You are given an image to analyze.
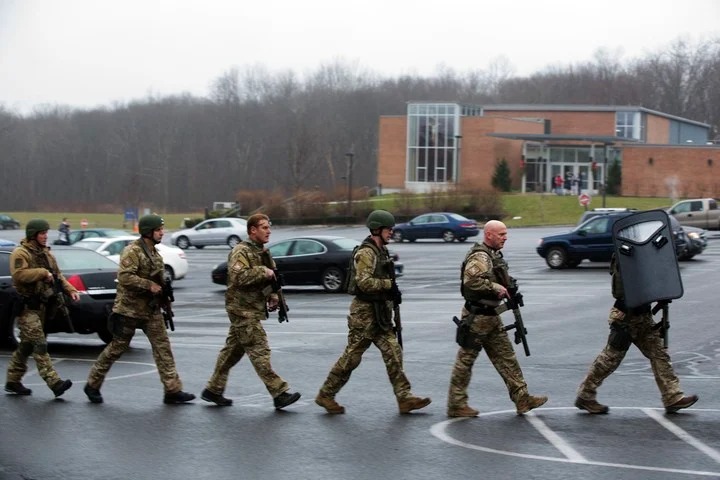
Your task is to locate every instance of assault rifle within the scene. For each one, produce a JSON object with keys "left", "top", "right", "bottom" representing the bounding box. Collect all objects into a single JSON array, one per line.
[
  {"left": 652, "top": 300, "right": 670, "bottom": 348},
  {"left": 390, "top": 264, "right": 403, "bottom": 349},
  {"left": 270, "top": 269, "right": 289, "bottom": 323},
  {"left": 160, "top": 282, "right": 175, "bottom": 331},
  {"left": 502, "top": 279, "right": 530, "bottom": 356},
  {"left": 48, "top": 269, "right": 74, "bottom": 333}
]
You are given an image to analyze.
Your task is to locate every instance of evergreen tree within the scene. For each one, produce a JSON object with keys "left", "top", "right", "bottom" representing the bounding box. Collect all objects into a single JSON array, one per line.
[
  {"left": 606, "top": 158, "right": 622, "bottom": 195},
  {"left": 492, "top": 158, "right": 512, "bottom": 192}
]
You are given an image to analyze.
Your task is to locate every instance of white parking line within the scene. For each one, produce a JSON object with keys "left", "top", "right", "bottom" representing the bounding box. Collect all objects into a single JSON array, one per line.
[
  {"left": 525, "top": 414, "right": 587, "bottom": 462},
  {"left": 643, "top": 408, "right": 720, "bottom": 463}
]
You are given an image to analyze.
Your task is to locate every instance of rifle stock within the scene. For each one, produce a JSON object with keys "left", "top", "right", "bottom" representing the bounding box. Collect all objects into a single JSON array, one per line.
[{"left": 49, "top": 269, "right": 74, "bottom": 333}]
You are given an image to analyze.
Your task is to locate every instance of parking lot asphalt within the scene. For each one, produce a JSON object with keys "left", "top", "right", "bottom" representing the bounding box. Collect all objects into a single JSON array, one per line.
[{"left": 1, "top": 225, "right": 719, "bottom": 480}]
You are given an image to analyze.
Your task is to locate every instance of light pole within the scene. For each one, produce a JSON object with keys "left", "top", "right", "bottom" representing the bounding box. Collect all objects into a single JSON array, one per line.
[
  {"left": 454, "top": 135, "right": 462, "bottom": 183},
  {"left": 345, "top": 147, "right": 355, "bottom": 219}
]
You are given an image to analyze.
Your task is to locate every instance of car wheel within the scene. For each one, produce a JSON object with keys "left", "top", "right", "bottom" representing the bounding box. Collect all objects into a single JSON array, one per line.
[
  {"left": 566, "top": 259, "right": 581, "bottom": 268},
  {"left": 546, "top": 247, "right": 568, "bottom": 269},
  {"left": 457, "top": 237, "right": 467, "bottom": 242},
  {"left": 176, "top": 236, "right": 190, "bottom": 249},
  {"left": 392, "top": 230, "right": 404, "bottom": 242},
  {"left": 322, "top": 266, "right": 344, "bottom": 293},
  {"left": 164, "top": 265, "right": 174, "bottom": 286},
  {"left": 442, "top": 230, "right": 456, "bottom": 242},
  {"left": 227, "top": 235, "right": 241, "bottom": 248},
  {"left": 195, "top": 245, "right": 204, "bottom": 249}
]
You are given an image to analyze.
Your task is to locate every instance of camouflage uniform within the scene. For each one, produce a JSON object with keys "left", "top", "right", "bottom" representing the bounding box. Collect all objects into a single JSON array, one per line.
[
  {"left": 6, "top": 239, "right": 78, "bottom": 389},
  {"left": 447, "top": 242, "right": 540, "bottom": 413},
  {"left": 576, "top": 256, "right": 684, "bottom": 407},
  {"left": 204, "top": 240, "right": 290, "bottom": 399},
  {"left": 318, "top": 237, "right": 414, "bottom": 402},
  {"left": 86, "top": 238, "right": 183, "bottom": 394}
]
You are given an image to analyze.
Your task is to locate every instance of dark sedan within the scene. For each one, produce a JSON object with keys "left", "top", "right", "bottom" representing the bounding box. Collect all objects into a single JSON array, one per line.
[
  {"left": 392, "top": 212, "right": 479, "bottom": 243},
  {"left": 54, "top": 228, "right": 136, "bottom": 245},
  {"left": 211, "top": 236, "right": 404, "bottom": 293},
  {"left": 679, "top": 225, "right": 708, "bottom": 260},
  {"left": 0, "top": 246, "right": 118, "bottom": 347}
]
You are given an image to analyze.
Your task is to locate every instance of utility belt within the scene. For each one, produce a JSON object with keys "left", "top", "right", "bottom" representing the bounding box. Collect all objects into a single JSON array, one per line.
[
  {"left": 21, "top": 295, "right": 46, "bottom": 310},
  {"left": 356, "top": 292, "right": 391, "bottom": 303},
  {"left": 464, "top": 301, "right": 498, "bottom": 316}
]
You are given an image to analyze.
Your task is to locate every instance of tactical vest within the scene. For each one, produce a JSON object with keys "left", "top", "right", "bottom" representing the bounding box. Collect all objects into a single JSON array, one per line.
[
  {"left": 460, "top": 243, "right": 510, "bottom": 304},
  {"left": 345, "top": 237, "right": 393, "bottom": 299},
  {"left": 13, "top": 243, "right": 55, "bottom": 299}
]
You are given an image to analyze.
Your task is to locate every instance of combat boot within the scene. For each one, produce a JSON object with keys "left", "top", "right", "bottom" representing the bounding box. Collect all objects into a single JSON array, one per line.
[
  {"left": 447, "top": 405, "right": 479, "bottom": 418},
  {"left": 665, "top": 394, "right": 699, "bottom": 413},
  {"left": 516, "top": 394, "right": 548, "bottom": 415},
  {"left": 274, "top": 391, "right": 301, "bottom": 410},
  {"left": 201, "top": 388, "right": 233, "bottom": 406},
  {"left": 163, "top": 390, "right": 196, "bottom": 404},
  {"left": 5, "top": 382, "right": 32, "bottom": 395},
  {"left": 315, "top": 393, "right": 345, "bottom": 414},
  {"left": 398, "top": 395, "right": 432, "bottom": 414},
  {"left": 84, "top": 384, "right": 103, "bottom": 404},
  {"left": 51, "top": 379, "right": 72, "bottom": 398},
  {"left": 575, "top": 397, "right": 609, "bottom": 414}
]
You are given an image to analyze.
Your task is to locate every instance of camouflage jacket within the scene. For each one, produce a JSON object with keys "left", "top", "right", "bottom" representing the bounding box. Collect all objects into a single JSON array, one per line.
[
  {"left": 10, "top": 239, "right": 77, "bottom": 299},
  {"left": 461, "top": 242, "right": 508, "bottom": 306},
  {"left": 112, "top": 238, "right": 165, "bottom": 319},
  {"left": 349, "top": 236, "right": 393, "bottom": 317},
  {"left": 225, "top": 239, "right": 278, "bottom": 321}
]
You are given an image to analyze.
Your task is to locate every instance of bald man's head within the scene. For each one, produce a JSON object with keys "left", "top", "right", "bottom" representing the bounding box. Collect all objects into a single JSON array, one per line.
[{"left": 483, "top": 220, "right": 508, "bottom": 250}]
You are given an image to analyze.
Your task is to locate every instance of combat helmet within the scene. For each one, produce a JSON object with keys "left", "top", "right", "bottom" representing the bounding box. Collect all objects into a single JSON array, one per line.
[
  {"left": 26, "top": 219, "right": 50, "bottom": 240},
  {"left": 138, "top": 214, "right": 164, "bottom": 236},
  {"left": 366, "top": 210, "right": 395, "bottom": 230}
]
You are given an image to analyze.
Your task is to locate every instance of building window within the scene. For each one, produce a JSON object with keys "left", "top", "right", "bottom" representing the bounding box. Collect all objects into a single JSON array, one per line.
[
  {"left": 615, "top": 111, "right": 645, "bottom": 141},
  {"left": 407, "top": 103, "right": 460, "bottom": 183}
]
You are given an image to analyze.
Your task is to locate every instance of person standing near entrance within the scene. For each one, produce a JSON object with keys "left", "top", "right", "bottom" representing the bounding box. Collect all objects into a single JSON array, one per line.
[
  {"left": 446, "top": 220, "right": 547, "bottom": 417},
  {"left": 315, "top": 210, "right": 431, "bottom": 415},
  {"left": 201, "top": 213, "right": 301, "bottom": 410},
  {"left": 84, "top": 214, "right": 195, "bottom": 405},
  {"left": 553, "top": 174, "right": 563, "bottom": 195},
  {"left": 5, "top": 219, "right": 77, "bottom": 398}
]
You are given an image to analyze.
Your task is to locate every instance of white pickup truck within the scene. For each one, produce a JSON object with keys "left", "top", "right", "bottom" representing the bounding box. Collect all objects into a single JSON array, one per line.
[{"left": 668, "top": 198, "right": 720, "bottom": 230}]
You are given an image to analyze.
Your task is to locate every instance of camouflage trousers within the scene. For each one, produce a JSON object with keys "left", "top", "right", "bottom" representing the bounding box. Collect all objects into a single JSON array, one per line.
[
  {"left": 448, "top": 313, "right": 528, "bottom": 409},
  {"left": 205, "top": 314, "right": 288, "bottom": 398},
  {"left": 577, "top": 308, "right": 683, "bottom": 406},
  {"left": 6, "top": 307, "right": 62, "bottom": 387},
  {"left": 87, "top": 314, "right": 182, "bottom": 393},
  {"left": 318, "top": 312, "right": 411, "bottom": 400}
]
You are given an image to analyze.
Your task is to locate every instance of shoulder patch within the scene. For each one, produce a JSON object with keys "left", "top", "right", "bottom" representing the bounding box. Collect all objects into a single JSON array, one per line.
[
  {"left": 121, "top": 257, "right": 133, "bottom": 267},
  {"left": 13, "top": 258, "right": 23, "bottom": 269}
]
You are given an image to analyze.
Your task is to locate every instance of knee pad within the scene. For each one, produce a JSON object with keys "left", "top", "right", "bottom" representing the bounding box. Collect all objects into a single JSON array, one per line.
[
  {"left": 608, "top": 323, "right": 631, "bottom": 351},
  {"left": 18, "top": 341, "right": 33, "bottom": 356},
  {"left": 33, "top": 343, "right": 48, "bottom": 355}
]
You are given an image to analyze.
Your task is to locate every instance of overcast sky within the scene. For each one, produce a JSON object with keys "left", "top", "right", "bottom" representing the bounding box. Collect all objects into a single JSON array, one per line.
[{"left": 1, "top": 0, "right": 719, "bottom": 114}]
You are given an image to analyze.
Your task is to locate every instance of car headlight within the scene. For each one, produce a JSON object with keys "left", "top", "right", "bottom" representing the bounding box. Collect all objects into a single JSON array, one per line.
[{"left": 687, "top": 231, "right": 700, "bottom": 240}]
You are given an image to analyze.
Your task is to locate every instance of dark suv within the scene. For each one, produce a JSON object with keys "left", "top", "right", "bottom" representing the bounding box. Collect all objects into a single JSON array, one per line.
[
  {"left": 537, "top": 211, "right": 687, "bottom": 269},
  {"left": 0, "top": 214, "right": 20, "bottom": 230}
]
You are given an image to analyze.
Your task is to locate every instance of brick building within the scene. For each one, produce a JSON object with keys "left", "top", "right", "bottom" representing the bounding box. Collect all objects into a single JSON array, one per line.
[{"left": 377, "top": 103, "right": 719, "bottom": 198}]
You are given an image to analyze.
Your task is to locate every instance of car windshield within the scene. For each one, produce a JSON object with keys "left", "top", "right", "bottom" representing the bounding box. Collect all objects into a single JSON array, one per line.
[
  {"left": 54, "top": 249, "right": 119, "bottom": 270},
  {"left": 73, "top": 240, "right": 103, "bottom": 250}
]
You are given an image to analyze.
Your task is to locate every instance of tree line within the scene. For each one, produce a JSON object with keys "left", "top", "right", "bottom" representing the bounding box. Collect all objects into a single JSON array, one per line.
[{"left": 0, "top": 37, "right": 718, "bottom": 213}]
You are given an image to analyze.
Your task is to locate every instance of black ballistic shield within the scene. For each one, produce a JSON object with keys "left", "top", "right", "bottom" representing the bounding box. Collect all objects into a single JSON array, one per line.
[{"left": 612, "top": 210, "right": 683, "bottom": 309}]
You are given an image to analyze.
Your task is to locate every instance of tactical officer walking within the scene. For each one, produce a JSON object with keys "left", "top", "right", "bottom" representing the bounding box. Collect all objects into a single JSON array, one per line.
[
  {"left": 447, "top": 220, "right": 547, "bottom": 417},
  {"left": 575, "top": 254, "right": 698, "bottom": 414},
  {"left": 201, "top": 213, "right": 301, "bottom": 410},
  {"left": 315, "top": 210, "right": 431, "bottom": 414},
  {"left": 84, "top": 215, "right": 195, "bottom": 404},
  {"left": 5, "top": 219, "right": 77, "bottom": 397}
]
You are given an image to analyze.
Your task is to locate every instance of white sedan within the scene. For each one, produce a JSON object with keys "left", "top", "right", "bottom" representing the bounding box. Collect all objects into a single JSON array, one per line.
[
  {"left": 72, "top": 236, "right": 189, "bottom": 285},
  {"left": 170, "top": 217, "right": 247, "bottom": 249}
]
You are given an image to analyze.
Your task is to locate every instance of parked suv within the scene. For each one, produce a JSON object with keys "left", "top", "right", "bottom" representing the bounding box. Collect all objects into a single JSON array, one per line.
[
  {"left": 0, "top": 214, "right": 20, "bottom": 230},
  {"left": 537, "top": 211, "right": 687, "bottom": 269}
]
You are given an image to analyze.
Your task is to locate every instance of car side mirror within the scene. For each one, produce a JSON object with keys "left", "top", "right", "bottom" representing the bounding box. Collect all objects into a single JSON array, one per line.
[
  {"left": 577, "top": 229, "right": 587, "bottom": 237},
  {"left": 409, "top": 221, "right": 414, "bottom": 226},
  {"left": 100, "top": 250, "right": 111, "bottom": 256}
]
